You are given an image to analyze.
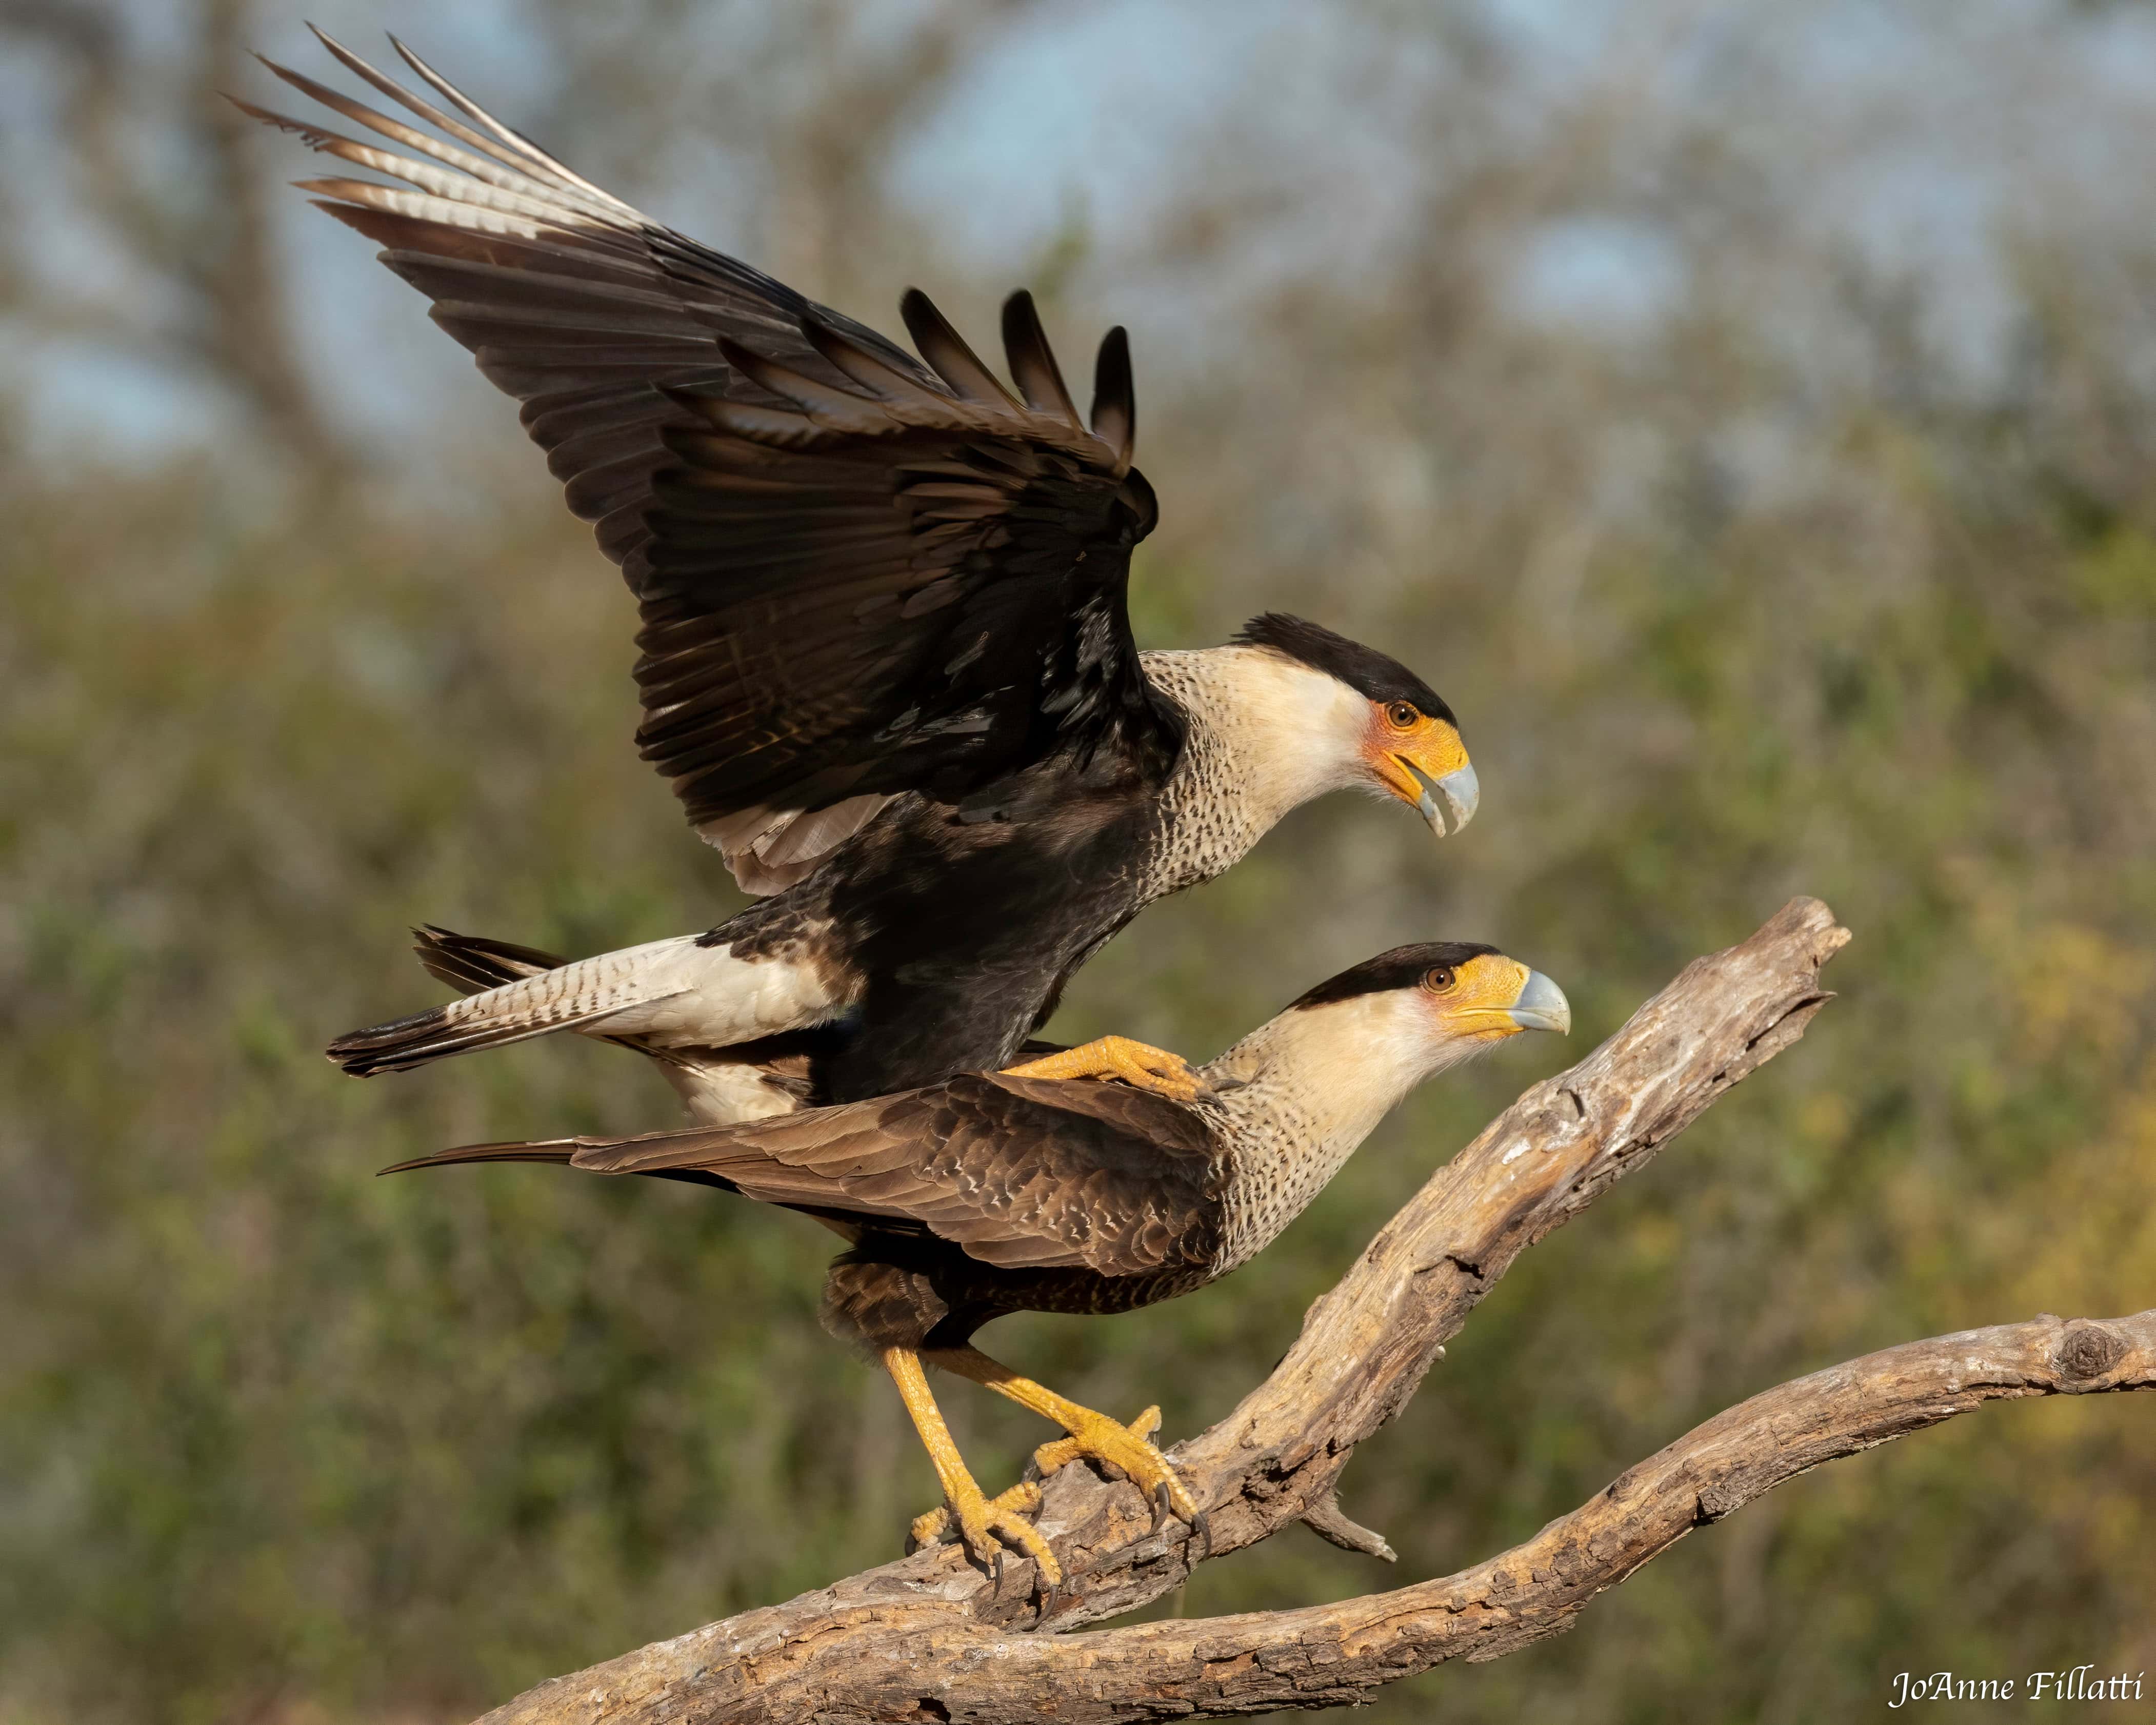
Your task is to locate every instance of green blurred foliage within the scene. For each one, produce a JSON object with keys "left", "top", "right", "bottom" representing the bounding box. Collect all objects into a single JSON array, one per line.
[
  {"left": 6, "top": 6, "right": 2156, "bottom": 1721},
  {"left": 6, "top": 297, "right": 2155, "bottom": 1718}
]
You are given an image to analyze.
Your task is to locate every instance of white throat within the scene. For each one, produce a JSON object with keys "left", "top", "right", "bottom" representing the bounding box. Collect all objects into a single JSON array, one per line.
[{"left": 1137, "top": 647, "right": 1369, "bottom": 894}]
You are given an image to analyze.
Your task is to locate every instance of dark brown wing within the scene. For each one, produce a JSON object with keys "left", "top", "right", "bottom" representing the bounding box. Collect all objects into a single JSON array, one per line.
[
  {"left": 399, "top": 1074, "right": 1226, "bottom": 1277},
  {"left": 239, "top": 35, "right": 1178, "bottom": 890}
]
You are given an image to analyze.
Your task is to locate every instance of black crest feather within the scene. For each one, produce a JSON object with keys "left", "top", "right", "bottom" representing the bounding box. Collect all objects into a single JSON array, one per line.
[
  {"left": 1233, "top": 613, "right": 1455, "bottom": 726},
  {"left": 1289, "top": 942, "right": 1499, "bottom": 1010}
]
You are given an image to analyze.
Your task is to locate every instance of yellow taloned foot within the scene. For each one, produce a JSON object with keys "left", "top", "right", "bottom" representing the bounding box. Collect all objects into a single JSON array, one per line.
[
  {"left": 1031, "top": 1403, "right": 1161, "bottom": 1477},
  {"left": 1002, "top": 1035, "right": 1210, "bottom": 1102},
  {"left": 908, "top": 1478, "right": 1041, "bottom": 1550},
  {"left": 907, "top": 1477, "right": 1060, "bottom": 1585},
  {"left": 1029, "top": 1403, "right": 1197, "bottom": 1524}
]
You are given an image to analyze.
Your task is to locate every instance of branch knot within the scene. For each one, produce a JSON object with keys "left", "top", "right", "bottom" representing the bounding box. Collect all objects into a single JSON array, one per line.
[{"left": 2056, "top": 1322, "right": 2126, "bottom": 1383}]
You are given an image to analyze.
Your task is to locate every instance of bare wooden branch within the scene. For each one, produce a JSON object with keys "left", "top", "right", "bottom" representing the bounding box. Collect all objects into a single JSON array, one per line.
[
  {"left": 575, "top": 1308, "right": 2156, "bottom": 1724},
  {"left": 1299, "top": 1488, "right": 1398, "bottom": 1563},
  {"left": 471, "top": 898, "right": 1894, "bottom": 1722}
]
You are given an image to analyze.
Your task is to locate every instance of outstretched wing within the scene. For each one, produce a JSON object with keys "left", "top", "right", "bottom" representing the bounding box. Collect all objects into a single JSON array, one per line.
[
  {"left": 388, "top": 1074, "right": 1225, "bottom": 1278},
  {"left": 241, "top": 34, "right": 1180, "bottom": 891}
]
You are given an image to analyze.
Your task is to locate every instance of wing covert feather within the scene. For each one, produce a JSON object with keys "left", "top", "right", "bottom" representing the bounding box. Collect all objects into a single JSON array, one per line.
[{"left": 569, "top": 1075, "right": 1225, "bottom": 1277}]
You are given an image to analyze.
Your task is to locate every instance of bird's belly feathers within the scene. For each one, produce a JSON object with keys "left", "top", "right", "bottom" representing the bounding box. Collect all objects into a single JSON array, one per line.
[{"left": 821, "top": 1240, "right": 1219, "bottom": 1354}]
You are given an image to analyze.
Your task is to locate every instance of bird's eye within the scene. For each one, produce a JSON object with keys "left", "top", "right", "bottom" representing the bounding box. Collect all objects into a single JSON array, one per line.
[
  {"left": 1386, "top": 701, "right": 1420, "bottom": 729},
  {"left": 1424, "top": 966, "right": 1456, "bottom": 993}
]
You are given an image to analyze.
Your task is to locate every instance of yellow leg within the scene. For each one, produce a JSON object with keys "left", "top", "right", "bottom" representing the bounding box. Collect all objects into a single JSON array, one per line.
[
  {"left": 883, "top": 1347, "right": 1061, "bottom": 1585},
  {"left": 1000, "top": 1035, "right": 1208, "bottom": 1102},
  {"left": 926, "top": 1345, "right": 1200, "bottom": 1526}
]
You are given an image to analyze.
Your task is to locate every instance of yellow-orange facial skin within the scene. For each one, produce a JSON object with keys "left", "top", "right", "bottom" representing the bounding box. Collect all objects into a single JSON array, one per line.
[
  {"left": 1360, "top": 702, "right": 1472, "bottom": 828},
  {"left": 1423, "top": 954, "right": 1538, "bottom": 1043}
]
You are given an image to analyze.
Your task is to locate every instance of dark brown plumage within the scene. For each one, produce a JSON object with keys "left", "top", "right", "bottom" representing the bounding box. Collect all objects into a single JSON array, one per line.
[
  {"left": 383, "top": 945, "right": 1571, "bottom": 1585},
  {"left": 396, "top": 1073, "right": 1222, "bottom": 1323},
  {"left": 238, "top": 33, "right": 1175, "bottom": 863},
  {"left": 252, "top": 37, "right": 1483, "bottom": 1135}
]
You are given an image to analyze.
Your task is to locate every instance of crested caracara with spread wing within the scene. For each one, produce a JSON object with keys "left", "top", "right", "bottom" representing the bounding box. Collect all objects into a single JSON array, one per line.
[
  {"left": 386, "top": 945, "right": 1570, "bottom": 1584},
  {"left": 240, "top": 37, "right": 1483, "bottom": 1121}
]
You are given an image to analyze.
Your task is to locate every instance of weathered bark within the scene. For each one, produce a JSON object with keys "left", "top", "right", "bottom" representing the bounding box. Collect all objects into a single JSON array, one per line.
[
  {"left": 458, "top": 898, "right": 2147, "bottom": 1721},
  {"left": 492, "top": 1310, "right": 2156, "bottom": 1724}
]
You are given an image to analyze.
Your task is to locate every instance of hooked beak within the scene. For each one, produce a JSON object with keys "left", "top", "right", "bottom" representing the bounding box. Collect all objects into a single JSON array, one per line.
[
  {"left": 1506, "top": 969, "right": 1571, "bottom": 1036},
  {"left": 1401, "top": 758, "right": 1480, "bottom": 839}
]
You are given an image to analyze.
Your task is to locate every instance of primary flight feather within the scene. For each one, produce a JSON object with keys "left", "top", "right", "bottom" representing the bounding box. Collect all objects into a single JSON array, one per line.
[{"left": 243, "top": 34, "right": 1484, "bottom": 1117}]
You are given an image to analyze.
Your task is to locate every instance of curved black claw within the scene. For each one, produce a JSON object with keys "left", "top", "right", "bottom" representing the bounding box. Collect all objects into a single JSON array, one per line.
[
  {"left": 1150, "top": 1478, "right": 1174, "bottom": 1535},
  {"left": 1189, "top": 1506, "right": 1213, "bottom": 1565}
]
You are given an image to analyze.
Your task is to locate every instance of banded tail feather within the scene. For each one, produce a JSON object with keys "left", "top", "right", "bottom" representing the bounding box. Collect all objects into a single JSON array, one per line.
[
  {"left": 325, "top": 988, "right": 681, "bottom": 1076},
  {"left": 327, "top": 930, "right": 847, "bottom": 1113},
  {"left": 325, "top": 931, "right": 717, "bottom": 1076},
  {"left": 412, "top": 924, "right": 568, "bottom": 995}
]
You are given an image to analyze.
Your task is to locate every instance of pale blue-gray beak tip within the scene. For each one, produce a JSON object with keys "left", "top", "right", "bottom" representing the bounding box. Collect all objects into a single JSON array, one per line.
[
  {"left": 1410, "top": 760, "right": 1481, "bottom": 837},
  {"left": 1508, "top": 969, "right": 1571, "bottom": 1035}
]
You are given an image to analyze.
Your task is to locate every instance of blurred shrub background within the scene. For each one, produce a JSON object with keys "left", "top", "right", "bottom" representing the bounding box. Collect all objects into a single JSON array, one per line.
[{"left": 5, "top": 2, "right": 2156, "bottom": 1719}]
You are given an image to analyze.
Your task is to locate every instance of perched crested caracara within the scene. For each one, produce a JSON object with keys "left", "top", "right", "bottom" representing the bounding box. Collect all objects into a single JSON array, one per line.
[
  {"left": 385, "top": 944, "right": 1570, "bottom": 1583},
  {"left": 243, "top": 38, "right": 1481, "bottom": 1120}
]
